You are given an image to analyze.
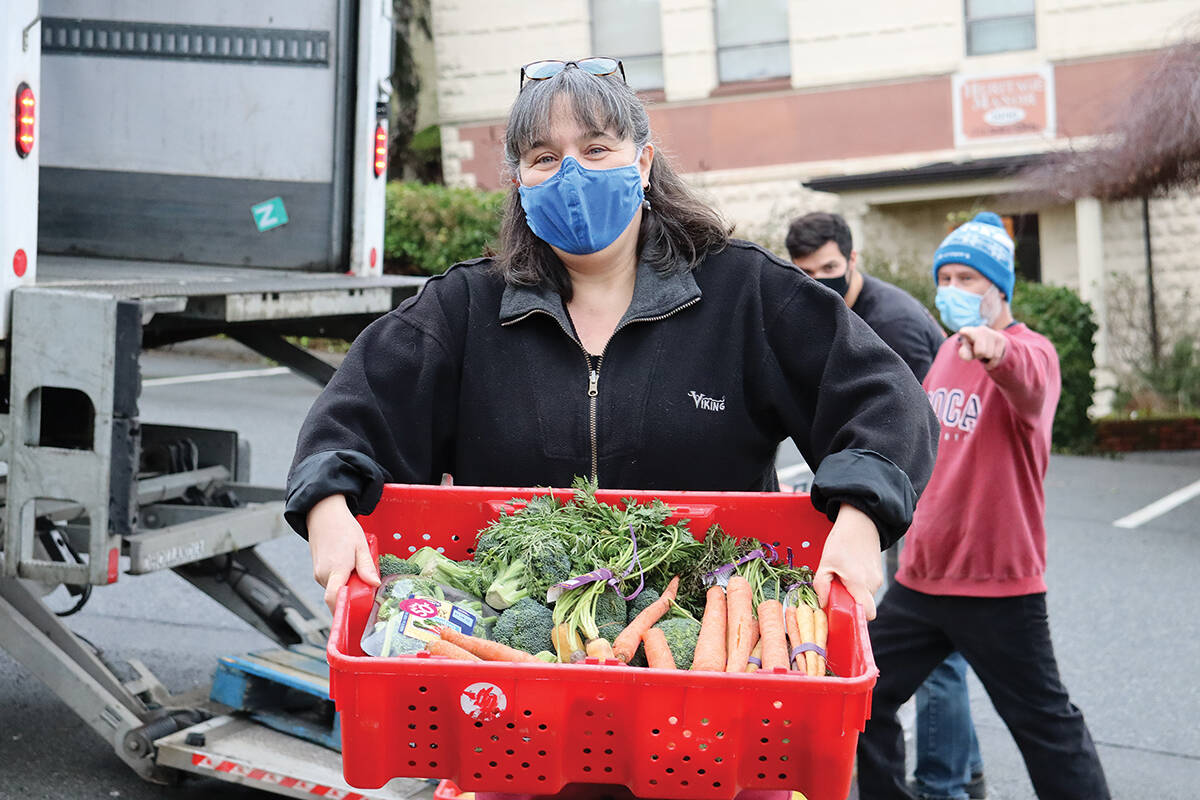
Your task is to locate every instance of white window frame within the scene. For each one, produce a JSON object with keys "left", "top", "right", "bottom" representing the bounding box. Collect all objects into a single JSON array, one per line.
[
  {"left": 590, "top": 0, "right": 665, "bottom": 92},
  {"left": 965, "top": 0, "right": 1037, "bottom": 57},
  {"left": 713, "top": 0, "right": 790, "bottom": 84}
]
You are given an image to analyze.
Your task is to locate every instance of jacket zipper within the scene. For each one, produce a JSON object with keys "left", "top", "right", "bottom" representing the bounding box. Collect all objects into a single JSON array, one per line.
[
  {"left": 502, "top": 295, "right": 702, "bottom": 485},
  {"left": 587, "top": 356, "right": 602, "bottom": 483}
]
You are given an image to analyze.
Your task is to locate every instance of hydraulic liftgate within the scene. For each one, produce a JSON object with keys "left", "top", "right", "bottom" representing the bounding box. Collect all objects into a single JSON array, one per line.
[{"left": 0, "top": 266, "right": 429, "bottom": 797}]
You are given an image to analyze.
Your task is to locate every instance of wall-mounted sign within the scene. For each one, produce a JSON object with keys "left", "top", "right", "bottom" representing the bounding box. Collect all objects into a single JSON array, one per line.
[{"left": 952, "top": 65, "right": 1055, "bottom": 147}]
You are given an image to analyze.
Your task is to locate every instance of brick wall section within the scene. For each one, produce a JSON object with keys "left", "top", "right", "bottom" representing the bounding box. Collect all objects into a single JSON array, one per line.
[
  {"left": 1053, "top": 51, "right": 1160, "bottom": 137},
  {"left": 454, "top": 76, "right": 954, "bottom": 191},
  {"left": 1095, "top": 418, "right": 1200, "bottom": 451}
]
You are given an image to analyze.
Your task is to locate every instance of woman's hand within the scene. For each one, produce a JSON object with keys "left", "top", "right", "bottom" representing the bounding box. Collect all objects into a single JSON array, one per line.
[
  {"left": 812, "top": 503, "right": 883, "bottom": 620},
  {"left": 307, "top": 494, "right": 380, "bottom": 613}
]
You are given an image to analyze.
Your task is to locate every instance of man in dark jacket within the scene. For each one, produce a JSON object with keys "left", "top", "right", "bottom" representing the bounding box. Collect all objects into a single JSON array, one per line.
[
  {"left": 786, "top": 212, "right": 944, "bottom": 382},
  {"left": 787, "top": 212, "right": 986, "bottom": 800}
]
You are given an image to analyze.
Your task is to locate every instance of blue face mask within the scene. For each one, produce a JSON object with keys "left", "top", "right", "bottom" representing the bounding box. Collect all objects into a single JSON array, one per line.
[
  {"left": 935, "top": 285, "right": 987, "bottom": 331},
  {"left": 518, "top": 156, "right": 645, "bottom": 255}
]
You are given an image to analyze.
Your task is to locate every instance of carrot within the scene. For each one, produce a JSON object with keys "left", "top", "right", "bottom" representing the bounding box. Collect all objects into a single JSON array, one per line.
[
  {"left": 756, "top": 599, "right": 789, "bottom": 672},
  {"left": 794, "top": 604, "right": 818, "bottom": 676},
  {"left": 437, "top": 625, "right": 541, "bottom": 663},
  {"left": 552, "top": 622, "right": 586, "bottom": 663},
  {"left": 426, "top": 639, "right": 482, "bottom": 661},
  {"left": 691, "top": 585, "right": 727, "bottom": 671},
  {"left": 813, "top": 606, "right": 828, "bottom": 676},
  {"left": 612, "top": 576, "right": 680, "bottom": 663},
  {"left": 585, "top": 637, "right": 615, "bottom": 661},
  {"left": 724, "top": 576, "right": 756, "bottom": 672},
  {"left": 643, "top": 627, "right": 676, "bottom": 670},
  {"left": 745, "top": 640, "right": 763, "bottom": 672},
  {"left": 784, "top": 606, "right": 804, "bottom": 672}
]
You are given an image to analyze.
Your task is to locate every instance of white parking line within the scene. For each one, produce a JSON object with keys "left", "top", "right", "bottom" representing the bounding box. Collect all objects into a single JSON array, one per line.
[
  {"left": 142, "top": 366, "right": 291, "bottom": 387},
  {"left": 1112, "top": 478, "right": 1200, "bottom": 529}
]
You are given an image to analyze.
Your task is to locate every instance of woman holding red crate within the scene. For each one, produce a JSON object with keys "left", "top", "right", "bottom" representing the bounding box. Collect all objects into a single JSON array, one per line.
[{"left": 285, "top": 57, "right": 939, "bottom": 620}]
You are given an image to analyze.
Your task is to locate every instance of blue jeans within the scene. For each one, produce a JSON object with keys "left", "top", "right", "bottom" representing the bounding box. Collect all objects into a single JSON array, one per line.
[{"left": 913, "top": 652, "right": 982, "bottom": 800}]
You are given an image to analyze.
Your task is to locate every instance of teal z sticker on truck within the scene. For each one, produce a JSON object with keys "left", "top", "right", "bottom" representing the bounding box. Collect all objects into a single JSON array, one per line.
[{"left": 251, "top": 197, "right": 289, "bottom": 232}]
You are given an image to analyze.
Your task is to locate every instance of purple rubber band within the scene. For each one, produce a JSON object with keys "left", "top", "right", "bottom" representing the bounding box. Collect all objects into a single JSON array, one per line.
[
  {"left": 790, "top": 643, "right": 826, "bottom": 660},
  {"left": 620, "top": 523, "right": 645, "bottom": 601},
  {"left": 550, "top": 525, "right": 644, "bottom": 602},
  {"left": 702, "top": 548, "right": 767, "bottom": 583},
  {"left": 548, "top": 568, "right": 615, "bottom": 602},
  {"left": 747, "top": 655, "right": 762, "bottom": 667}
]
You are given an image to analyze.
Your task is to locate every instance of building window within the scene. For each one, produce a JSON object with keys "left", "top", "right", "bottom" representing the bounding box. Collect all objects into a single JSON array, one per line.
[
  {"left": 592, "top": 0, "right": 664, "bottom": 91},
  {"left": 965, "top": 0, "right": 1036, "bottom": 56},
  {"left": 715, "top": 0, "right": 790, "bottom": 84}
]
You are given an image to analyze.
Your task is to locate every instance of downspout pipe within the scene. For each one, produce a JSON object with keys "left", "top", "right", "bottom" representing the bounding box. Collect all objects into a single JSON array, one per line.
[{"left": 1142, "top": 195, "right": 1160, "bottom": 366}]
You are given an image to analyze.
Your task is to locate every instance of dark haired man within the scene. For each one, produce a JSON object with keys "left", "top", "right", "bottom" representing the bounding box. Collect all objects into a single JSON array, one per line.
[{"left": 786, "top": 212, "right": 944, "bottom": 380}]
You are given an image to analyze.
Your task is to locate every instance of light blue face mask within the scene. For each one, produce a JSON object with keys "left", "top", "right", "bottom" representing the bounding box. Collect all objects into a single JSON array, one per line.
[
  {"left": 518, "top": 155, "right": 645, "bottom": 255},
  {"left": 935, "top": 285, "right": 989, "bottom": 331}
]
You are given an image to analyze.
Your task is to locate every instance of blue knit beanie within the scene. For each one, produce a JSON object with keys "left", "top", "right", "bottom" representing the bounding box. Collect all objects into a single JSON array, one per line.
[{"left": 932, "top": 212, "right": 1015, "bottom": 300}]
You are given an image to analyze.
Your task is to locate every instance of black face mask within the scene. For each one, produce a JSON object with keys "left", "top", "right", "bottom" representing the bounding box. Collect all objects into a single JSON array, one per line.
[{"left": 816, "top": 274, "right": 850, "bottom": 297}]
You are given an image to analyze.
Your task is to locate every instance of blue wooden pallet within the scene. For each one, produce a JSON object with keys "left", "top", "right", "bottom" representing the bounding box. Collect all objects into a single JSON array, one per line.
[{"left": 210, "top": 644, "right": 342, "bottom": 751}]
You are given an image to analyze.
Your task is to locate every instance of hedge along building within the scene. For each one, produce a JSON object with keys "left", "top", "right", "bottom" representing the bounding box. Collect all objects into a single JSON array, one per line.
[{"left": 431, "top": 0, "right": 1200, "bottom": 410}]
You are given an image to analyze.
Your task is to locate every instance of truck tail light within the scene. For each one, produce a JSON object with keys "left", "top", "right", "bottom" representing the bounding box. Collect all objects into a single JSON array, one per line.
[
  {"left": 374, "top": 123, "right": 387, "bottom": 177},
  {"left": 16, "top": 83, "right": 34, "bottom": 158}
]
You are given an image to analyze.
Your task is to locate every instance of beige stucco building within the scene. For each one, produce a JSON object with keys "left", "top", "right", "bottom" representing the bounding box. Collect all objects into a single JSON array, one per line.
[{"left": 430, "top": 0, "right": 1200, "bottom": 407}]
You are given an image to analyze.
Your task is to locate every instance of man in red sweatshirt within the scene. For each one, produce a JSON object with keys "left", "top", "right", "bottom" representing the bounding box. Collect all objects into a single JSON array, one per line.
[{"left": 855, "top": 212, "right": 1110, "bottom": 800}]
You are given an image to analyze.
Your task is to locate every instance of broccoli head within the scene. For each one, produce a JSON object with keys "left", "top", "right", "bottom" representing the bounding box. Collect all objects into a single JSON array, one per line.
[
  {"left": 626, "top": 587, "right": 660, "bottom": 623},
  {"left": 492, "top": 598, "right": 555, "bottom": 655},
  {"left": 654, "top": 617, "right": 701, "bottom": 670},
  {"left": 593, "top": 587, "right": 628, "bottom": 643},
  {"left": 378, "top": 553, "right": 420, "bottom": 576},
  {"left": 473, "top": 529, "right": 504, "bottom": 562},
  {"left": 408, "top": 546, "right": 491, "bottom": 598},
  {"left": 484, "top": 540, "right": 573, "bottom": 609}
]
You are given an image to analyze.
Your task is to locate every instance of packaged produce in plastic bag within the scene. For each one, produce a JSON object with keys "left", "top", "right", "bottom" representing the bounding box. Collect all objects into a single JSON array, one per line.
[{"left": 361, "top": 574, "right": 489, "bottom": 657}]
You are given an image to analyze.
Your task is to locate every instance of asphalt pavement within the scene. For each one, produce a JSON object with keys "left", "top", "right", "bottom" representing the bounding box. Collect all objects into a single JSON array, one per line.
[{"left": 2, "top": 341, "right": 1198, "bottom": 800}]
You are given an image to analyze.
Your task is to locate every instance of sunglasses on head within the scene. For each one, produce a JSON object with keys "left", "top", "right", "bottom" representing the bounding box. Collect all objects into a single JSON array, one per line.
[{"left": 519, "top": 57, "right": 626, "bottom": 89}]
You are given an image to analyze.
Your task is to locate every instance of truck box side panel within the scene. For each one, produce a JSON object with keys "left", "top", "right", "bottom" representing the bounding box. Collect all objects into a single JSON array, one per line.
[
  {"left": 36, "top": 1, "right": 352, "bottom": 272},
  {"left": 39, "top": 169, "right": 333, "bottom": 269}
]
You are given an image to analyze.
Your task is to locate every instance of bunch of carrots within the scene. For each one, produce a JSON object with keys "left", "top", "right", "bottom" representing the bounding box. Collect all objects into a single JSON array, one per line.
[{"left": 689, "top": 576, "right": 828, "bottom": 676}]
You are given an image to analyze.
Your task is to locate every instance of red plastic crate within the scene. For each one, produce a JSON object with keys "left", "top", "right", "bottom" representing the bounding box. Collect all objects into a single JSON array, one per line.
[
  {"left": 328, "top": 484, "right": 877, "bottom": 800},
  {"left": 433, "top": 778, "right": 799, "bottom": 800}
]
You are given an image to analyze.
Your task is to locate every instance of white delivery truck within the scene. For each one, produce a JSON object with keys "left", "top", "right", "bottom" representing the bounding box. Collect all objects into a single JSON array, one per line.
[{"left": 0, "top": 2, "right": 430, "bottom": 797}]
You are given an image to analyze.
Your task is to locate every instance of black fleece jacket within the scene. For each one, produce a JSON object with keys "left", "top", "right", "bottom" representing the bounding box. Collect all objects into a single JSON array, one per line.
[{"left": 286, "top": 240, "right": 938, "bottom": 549}]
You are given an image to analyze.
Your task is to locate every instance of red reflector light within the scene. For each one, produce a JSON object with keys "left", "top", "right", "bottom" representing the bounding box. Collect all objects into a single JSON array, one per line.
[
  {"left": 15, "top": 83, "right": 34, "bottom": 158},
  {"left": 13, "top": 249, "right": 28, "bottom": 278},
  {"left": 374, "top": 123, "right": 387, "bottom": 177}
]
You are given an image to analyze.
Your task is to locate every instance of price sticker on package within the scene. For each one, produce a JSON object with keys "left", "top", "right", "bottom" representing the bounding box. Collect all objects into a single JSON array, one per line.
[{"left": 397, "top": 596, "right": 478, "bottom": 642}]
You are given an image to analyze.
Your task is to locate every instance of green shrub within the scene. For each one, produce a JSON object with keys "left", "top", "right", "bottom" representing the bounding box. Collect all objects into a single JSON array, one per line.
[
  {"left": 1010, "top": 281, "right": 1098, "bottom": 453},
  {"left": 384, "top": 181, "right": 505, "bottom": 275}
]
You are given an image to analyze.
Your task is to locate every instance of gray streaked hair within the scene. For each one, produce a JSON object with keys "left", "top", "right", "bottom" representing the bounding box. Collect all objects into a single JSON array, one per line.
[{"left": 494, "top": 67, "right": 729, "bottom": 300}]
